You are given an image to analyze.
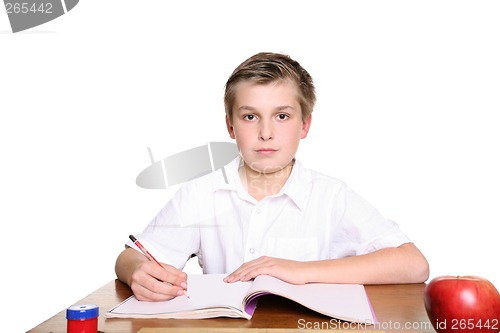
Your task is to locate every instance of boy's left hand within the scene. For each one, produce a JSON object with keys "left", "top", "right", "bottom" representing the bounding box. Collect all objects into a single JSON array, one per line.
[{"left": 224, "top": 256, "right": 308, "bottom": 285}]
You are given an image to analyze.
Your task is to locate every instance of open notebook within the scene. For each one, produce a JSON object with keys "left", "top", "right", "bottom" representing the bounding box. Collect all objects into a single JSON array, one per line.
[{"left": 106, "top": 274, "right": 376, "bottom": 323}]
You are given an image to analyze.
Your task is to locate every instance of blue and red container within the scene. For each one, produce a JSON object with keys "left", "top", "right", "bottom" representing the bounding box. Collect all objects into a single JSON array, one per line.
[{"left": 66, "top": 304, "right": 99, "bottom": 333}]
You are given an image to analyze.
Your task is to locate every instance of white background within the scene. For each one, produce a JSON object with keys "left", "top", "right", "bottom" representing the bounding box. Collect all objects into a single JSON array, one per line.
[{"left": 1, "top": 1, "right": 499, "bottom": 332}]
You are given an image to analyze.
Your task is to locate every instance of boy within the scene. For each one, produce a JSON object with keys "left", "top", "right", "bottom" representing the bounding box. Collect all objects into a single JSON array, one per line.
[{"left": 115, "top": 52, "right": 429, "bottom": 301}]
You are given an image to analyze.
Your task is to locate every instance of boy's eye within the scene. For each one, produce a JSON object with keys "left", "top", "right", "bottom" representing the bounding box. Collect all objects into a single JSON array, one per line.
[
  {"left": 277, "top": 113, "right": 289, "bottom": 120},
  {"left": 244, "top": 114, "right": 256, "bottom": 121}
]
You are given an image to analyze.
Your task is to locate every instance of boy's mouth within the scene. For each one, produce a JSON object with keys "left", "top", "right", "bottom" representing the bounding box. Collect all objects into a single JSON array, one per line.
[{"left": 255, "top": 148, "right": 278, "bottom": 155}]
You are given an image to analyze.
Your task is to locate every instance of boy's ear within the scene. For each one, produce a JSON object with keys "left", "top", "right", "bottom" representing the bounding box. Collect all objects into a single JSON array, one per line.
[
  {"left": 226, "top": 115, "right": 236, "bottom": 139},
  {"left": 301, "top": 115, "right": 312, "bottom": 139}
]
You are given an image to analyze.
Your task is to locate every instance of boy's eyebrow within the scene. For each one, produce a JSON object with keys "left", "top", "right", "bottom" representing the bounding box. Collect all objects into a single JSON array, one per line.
[
  {"left": 236, "top": 105, "right": 296, "bottom": 112},
  {"left": 237, "top": 105, "right": 256, "bottom": 112},
  {"left": 276, "top": 105, "right": 296, "bottom": 111}
]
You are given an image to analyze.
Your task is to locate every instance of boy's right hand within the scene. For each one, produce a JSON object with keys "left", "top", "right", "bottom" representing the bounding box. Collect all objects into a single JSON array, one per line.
[
  {"left": 116, "top": 247, "right": 188, "bottom": 302},
  {"left": 130, "top": 260, "right": 188, "bottom": 301}
]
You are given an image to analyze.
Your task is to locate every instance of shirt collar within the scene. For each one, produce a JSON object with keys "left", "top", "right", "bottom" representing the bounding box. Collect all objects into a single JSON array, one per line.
[
  {"left": 213, "top": 155, "right": 241, "bottom": 191},
  {"left": 279, "top": 158, "right": 309, "bottom": 210},
  {"left": 214, "top": 155, "right": 309, "bottom": 210}
]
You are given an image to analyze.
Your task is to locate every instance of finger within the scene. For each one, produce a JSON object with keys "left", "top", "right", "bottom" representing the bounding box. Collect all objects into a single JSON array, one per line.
[
  {"left": 224, "top": 263, "right": 252, "bottom": 282},
  {"left": 132, "top": 262, "right": 188, "bottom": 299},
  {"left": 238, "top": 265, "right": 268, "bottom": 282},
  {"left": 224, "top": 258, "right": 267, "bottom": 283},
  {"left": 156, "top": 264, "right": 188, "bottom": 288},
  {"left": 145, "top": 262, "right": 188, "bottom": 289},
  {"left": 130, "top": 271, "right": 180, "bottom": 301},
  {"left": 132, "top": 280, "right": 182, "bottom": 301}
]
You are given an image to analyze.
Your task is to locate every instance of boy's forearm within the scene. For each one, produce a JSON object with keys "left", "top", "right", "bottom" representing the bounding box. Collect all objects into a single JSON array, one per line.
[
  {"left": 303, "top": 243, "right": 429, "bottom": 285},
  {"left": 115, "top": 247, "right": 148, "bottom": 286}
]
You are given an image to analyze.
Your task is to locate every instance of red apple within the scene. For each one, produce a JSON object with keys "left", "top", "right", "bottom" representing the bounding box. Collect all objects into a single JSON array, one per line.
[{"left": 424, "top": 275, "right": 500, "bottom": 333}]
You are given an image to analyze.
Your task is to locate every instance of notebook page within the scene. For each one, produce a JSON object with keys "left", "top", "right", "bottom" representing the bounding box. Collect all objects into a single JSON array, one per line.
[
  {"left": 245, "top": 275, "right": 375, "bottom": 323},
  {"left": 108, "top": 274, "right": 252, "bottom": 317}
]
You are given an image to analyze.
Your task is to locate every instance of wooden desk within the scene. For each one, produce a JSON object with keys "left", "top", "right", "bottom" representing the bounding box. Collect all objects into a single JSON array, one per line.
[{"left": 27, "top": 280, "right": 434, "bottom": 333}]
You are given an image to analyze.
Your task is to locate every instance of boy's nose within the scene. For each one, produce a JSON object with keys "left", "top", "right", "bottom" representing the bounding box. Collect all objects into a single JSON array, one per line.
[
  {"left": 259, "top": 122, "right": 274, "bottom": 141},
  {"left": 259, "top": 134, "right": 273, "bottom": 141}
]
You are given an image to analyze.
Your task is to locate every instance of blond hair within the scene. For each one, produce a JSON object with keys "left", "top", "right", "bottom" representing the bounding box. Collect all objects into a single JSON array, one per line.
[{"left": 224, "top": 52, "right": 316, "bottom": 123}]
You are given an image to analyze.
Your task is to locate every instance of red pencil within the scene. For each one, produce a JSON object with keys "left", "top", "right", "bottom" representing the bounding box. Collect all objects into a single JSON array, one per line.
[{"left": 129, "top": 234, "right": 163, "bottom": 267}]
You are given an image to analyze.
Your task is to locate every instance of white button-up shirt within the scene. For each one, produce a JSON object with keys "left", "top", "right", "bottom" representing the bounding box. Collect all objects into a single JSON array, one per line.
[{"left": 130, "top": 156, "right": 410, "bottom": 273}]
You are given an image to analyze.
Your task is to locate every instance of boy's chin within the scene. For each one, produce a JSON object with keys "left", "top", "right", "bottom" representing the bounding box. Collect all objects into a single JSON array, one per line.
[{"left": 245, "top": 160, "right": 294, "bottom": 176}]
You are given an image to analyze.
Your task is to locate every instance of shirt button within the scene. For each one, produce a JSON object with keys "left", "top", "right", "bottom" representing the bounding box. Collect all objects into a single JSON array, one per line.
[
  {"left": 256, "top": 208, "right": 261, "bottom": 214},
  {"left": 249, "top": 248, "right": 255, "bottom": 254}
]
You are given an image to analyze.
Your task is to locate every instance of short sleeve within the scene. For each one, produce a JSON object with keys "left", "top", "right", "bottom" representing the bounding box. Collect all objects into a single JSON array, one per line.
[
  {"left": 330, "top": 184, "right": 411, "bottom": 257},
  {"left": 128, "top": 182, "right": 202, "bottom": 270}
]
